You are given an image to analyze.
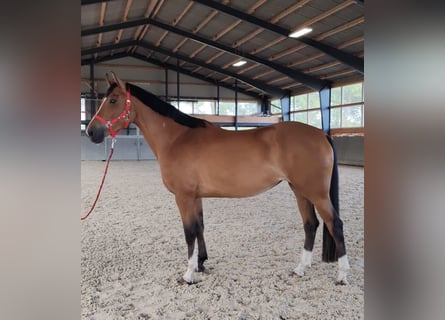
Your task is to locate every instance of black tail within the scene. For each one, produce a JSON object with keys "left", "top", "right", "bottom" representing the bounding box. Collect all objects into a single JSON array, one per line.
[{"left": 322, "top": 135, "right": 339, "bottom": 262}]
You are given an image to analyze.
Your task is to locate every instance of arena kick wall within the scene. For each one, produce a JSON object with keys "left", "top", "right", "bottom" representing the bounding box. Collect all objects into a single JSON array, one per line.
[{"left": 81, "top": 132, "right": 363, "bottom": 166}]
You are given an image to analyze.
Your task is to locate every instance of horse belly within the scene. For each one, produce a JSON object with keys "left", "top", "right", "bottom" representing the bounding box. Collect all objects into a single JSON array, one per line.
[{"left": 198, "top": 164, "right": 282, "bottom": 198}]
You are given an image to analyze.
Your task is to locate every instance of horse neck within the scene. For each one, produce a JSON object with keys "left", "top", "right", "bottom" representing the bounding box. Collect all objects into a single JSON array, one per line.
[{"left": 132, "top": 98, "right": 188, "bottom": 158}]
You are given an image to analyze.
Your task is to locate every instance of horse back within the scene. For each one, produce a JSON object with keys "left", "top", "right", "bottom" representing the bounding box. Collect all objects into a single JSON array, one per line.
[{"left": 160, "top": 122, "right": 333, "bottom": 198}]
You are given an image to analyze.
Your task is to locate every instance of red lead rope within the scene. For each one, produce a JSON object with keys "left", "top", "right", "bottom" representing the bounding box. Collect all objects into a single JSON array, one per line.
[{"left": 81, "top": 139, "right": 116, "bottom": 221}]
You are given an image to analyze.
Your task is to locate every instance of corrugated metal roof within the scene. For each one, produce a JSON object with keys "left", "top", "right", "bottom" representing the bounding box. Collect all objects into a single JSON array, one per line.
[{"left": 81, "top": 0, "right": 364, "bottom": 98}]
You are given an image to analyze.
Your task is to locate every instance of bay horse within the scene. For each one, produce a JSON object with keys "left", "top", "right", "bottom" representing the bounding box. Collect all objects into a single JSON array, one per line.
[{"left": 86, "top": 72, "right": 350, "bottom": 285}]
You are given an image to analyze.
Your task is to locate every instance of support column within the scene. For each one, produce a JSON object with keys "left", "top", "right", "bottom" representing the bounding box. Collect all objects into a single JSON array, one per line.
[
  {"left": 164, "top": 68, "right": 168, "bottom": 101},
  {"left": 176, "top": 59, "right": 180, "bottom": 107},
  {"left": 261, "top": 96, "right": 271, "bottom": 115},
  {"left": 280, "top": 94, "right": 290, "bottom": 122},
  {"left": 216, "top": 82, "right": 220, "bottom": 115},
  {"left": 319, "top": 85, "right": 331, "bottom": 134},
  {"left": 234, "top": 79, "right": 238, "bottom": 130},
  {"left": 89, "top": 63, "right": 95, "bottom": 119}
]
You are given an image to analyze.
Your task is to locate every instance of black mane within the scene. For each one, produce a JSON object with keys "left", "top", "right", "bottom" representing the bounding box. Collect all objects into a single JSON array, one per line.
[{"left": 125, "top": 83, "right": 207, "bottom": 129}]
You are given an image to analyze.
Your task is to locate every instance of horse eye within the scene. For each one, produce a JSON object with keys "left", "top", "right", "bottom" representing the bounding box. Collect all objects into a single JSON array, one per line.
[{"left": 109, "top": 98, "right": 117, "bottom": 104}]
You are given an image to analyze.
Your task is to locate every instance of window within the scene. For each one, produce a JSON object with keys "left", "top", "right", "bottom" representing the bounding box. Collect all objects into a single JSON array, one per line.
[
  {"left": 341, "top": 105, "right": 363, "bottom": 128},
  {"left": 308, "top": 92, "right": 319, "bottom": 109},
  {"left": 291, "top": 112, "right": 307, "bottom": 123},
  {"left": 179, "top": 101, "right": 193, "bottom": 114},
  {"left": 330, "top": 108, "right": 341, "bottom": 129},
  {"left": 331, "top": 87, "right": 341, "bottom": 106},
  {"left": 292, "top": 95, "right": 307, "bottom": 111},
  {"left": 308, "top": 110, "right": 322, "bottom": 128},
  {"left": 290, "top": 92, "right": 322, "bottom": 129},
  {"left": 237, "top": 102, "right": 259, "bottom": 115},
  {"left": 219, "top": 101, "right": 235, "bottom": 115},
  {"left": 330, "top": 82, "right": 364, "bottom": 130},
  {"left": 81, "top": 98, "right": 86, "bottom": 130},
  {"left": 195, "top": 101, "right": 215, "bottom": 115},
  {"left": 271, "top": 99, "right": 281, "bottom": 114},
  {"left": 288, "top": 81, "right": 363, "bottom": 131},
  {"left": 222, "top": 126, "right": 256, "bottom": 131},
  {"left": 168, "top": 99, "right": 258, "bottom": 117},
  {"left": 342, "top": 83, "right": 363, "bottom": 104},
  {"left": 81, "top": 97, "right": 104, "bottom": 132}
]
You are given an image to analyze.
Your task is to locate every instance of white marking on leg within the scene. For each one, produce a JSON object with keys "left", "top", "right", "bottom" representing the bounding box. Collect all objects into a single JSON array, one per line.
[
  {"left": 294, "top": 249, "right": 312, "bottom": 277},
  {"left": 191, "top": 246, "right": 198, "bottom": 271},
  {"left": 336, "top": 254, "right": 350, "bottom": 285},
  {"left": 182, "top": 246, "right": 198, "bottom": 284}
]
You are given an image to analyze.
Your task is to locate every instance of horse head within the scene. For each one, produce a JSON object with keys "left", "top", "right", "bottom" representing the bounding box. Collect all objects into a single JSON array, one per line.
[{"left": 86, "top": 72, "right": 134, "bottom": 143}]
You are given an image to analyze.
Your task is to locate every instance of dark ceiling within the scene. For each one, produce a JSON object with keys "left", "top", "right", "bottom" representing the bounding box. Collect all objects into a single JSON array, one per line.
[{"left": 81, "top": 0, "right": 364, "bottom": 100}]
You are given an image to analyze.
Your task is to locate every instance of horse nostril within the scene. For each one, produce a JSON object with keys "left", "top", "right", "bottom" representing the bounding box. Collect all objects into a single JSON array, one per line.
[{"left": 88, "top": 127, "right": 105, "bottom": 144}]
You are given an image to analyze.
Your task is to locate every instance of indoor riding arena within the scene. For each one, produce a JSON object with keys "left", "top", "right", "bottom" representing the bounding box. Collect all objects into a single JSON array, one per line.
[{"left": 81, "top": 0, "right": 364, "bottom": 319}]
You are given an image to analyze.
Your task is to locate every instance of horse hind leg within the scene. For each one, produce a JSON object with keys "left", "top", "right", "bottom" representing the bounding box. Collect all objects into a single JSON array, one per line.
[
  {"left": 313, "top": 197, "right": 350, "bottom": 285},
  {"left": 292, "top": 191, "right": 320, "bottom": 277}
]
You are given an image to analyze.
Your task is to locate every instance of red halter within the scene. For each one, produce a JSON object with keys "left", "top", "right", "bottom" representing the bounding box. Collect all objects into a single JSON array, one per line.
[{"left": 92, "top": 90, "right": 132, "bottom": 138}]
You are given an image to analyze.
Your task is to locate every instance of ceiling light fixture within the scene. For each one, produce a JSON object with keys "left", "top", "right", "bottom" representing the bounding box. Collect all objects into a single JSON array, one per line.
[
  {"left": 232, "top": 60, "right": 247, "bottom": 67},
  {"left": 288, "top": 27, "right": 313, "bottom": 38}
]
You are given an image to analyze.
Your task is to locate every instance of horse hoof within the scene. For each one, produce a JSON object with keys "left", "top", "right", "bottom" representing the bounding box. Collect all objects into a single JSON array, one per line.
[
  {"left": 181, "top": 270, "right": 198, "bottom": 284},
  {"left": 335, "top": 279, "right": 348, "bottom": 285},
  {"left": 294, "top": 270, "right": 304, "bottom": 277},
  {"left": 197, "top": 265, "right": 205, "bottom": 273},
  {"left": 177, "top": 277, "right": 187, "bottom": 285},
  {"left": 293, "top": 265, "right": 305, "bottom": 277},
  {"left": 177, "top": 278, "right": 195, "bottom": 285},
  {"left": 177, "top": 276, "right": 196, "bottom": 285}
]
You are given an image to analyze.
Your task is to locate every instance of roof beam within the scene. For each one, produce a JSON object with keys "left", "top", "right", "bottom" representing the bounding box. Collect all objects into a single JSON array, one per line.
[
  {"left": 81, "top": 51, "right": 261, "bottom": 99},
  {"left": 192, "top": 0, "right": 290, "bottom": 35},
  {"left": 82, "top": 17, "right": 328, "bottom": 91},
  {"left": 81, "top": 0, "right": 115, "bottom": 5},
  {"left": 129, "top": 53, "right": 262, "bottom": 100},
  {"left": 192, "top": 0, "right": 363, "bottom": 73},
  {"left": 299, "top": 36, "right": 363, "bottom": 72},
  {"left": 81, "top": 52, "right": 129, "bottom": 66},
  {"left": 137, "top": 41, "right": 288, "bottom": 97},
  {"left": 82, "top": 17, "right": 144, "bottom": 36},
  {"left": 81, "top": 40, "right": 287, "bottom": 97},
  {"left": 82, "top": 40, "right": 138, "bottom": 55}
]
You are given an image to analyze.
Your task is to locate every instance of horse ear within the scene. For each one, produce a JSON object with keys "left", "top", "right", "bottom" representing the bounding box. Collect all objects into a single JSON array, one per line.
[
  {"left": 105, "top": 72, "right": 115, "bottom": 86},
  {"left": 110, "top": 71, "right": 126, "bottom": 92}
]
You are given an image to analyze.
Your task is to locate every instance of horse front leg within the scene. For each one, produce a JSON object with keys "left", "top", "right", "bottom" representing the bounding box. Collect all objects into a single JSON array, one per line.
[
  {"left": 175, "top": 195, "right": 205, "bottom": 284},
  {"left": 195, "top": 198, "right": 208, "bottom": 272}
]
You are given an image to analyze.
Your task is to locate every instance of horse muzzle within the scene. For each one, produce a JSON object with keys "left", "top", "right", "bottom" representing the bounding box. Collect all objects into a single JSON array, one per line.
[{"left": 87, "top": 125, "right": 106, "bottom": 144}]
